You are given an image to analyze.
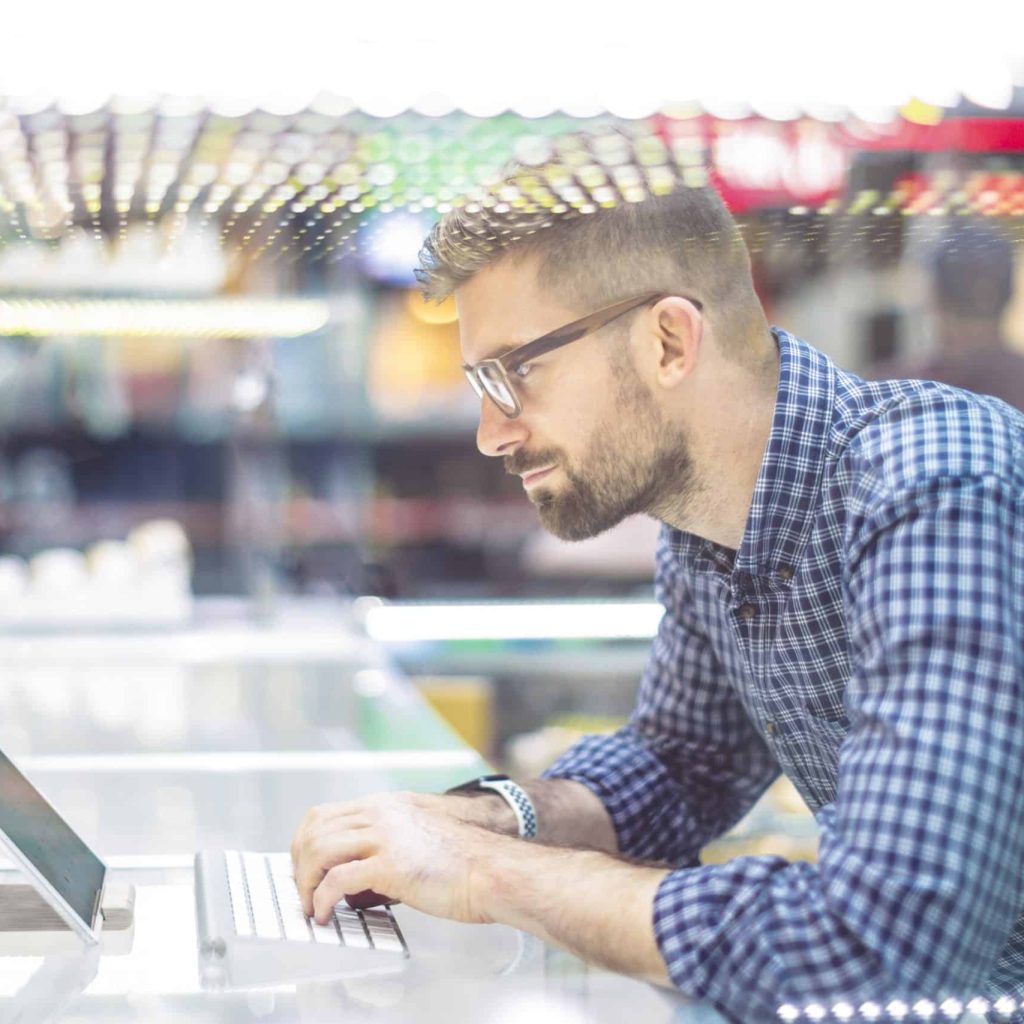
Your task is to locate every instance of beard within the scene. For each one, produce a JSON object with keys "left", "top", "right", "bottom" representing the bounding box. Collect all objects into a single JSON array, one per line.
[{"left": 506, "top": 358, "right": 699, "bottom": 542}]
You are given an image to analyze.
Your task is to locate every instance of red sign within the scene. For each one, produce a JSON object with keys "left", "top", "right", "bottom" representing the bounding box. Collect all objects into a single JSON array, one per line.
[{"left": 652, "top": 113, "right": 1024, "bottom": 214}]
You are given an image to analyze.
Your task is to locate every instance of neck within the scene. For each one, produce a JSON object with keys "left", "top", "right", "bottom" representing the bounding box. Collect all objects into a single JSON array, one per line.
[{"left": 657, "top": 340, "right": 780, "bottom": 550}]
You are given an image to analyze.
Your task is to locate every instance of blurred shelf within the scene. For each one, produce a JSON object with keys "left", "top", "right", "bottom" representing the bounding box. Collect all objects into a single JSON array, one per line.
[
  {"left": 392, "top": 643, "right": 650, "bottom": 679},
  {"left": 0, "top": 496, "right": 532, "bottom": 546},
  {"left": 0, "top": 596, "right": 369, "bottom": 662},
  {"left": 0, "top": 421, "right": 479, "bottom": 445},
  {"left": 348, "top": 415, "right": 479, "bottom": 442}
]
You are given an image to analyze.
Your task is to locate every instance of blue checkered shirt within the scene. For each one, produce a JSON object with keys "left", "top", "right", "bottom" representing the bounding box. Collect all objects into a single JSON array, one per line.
[{"left": 544, "top": 329, "right": 1024, "bottom": 1022}]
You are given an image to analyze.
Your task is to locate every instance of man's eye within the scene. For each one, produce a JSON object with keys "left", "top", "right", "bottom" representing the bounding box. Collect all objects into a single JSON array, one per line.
[{"left": 513, "top": 363, "right": 533, "bottom": 379}]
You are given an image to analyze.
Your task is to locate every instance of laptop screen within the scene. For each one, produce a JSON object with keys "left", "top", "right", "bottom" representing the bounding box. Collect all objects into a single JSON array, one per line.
[{"left": 0, "top": 749, "right": 105, "bottom": 929}]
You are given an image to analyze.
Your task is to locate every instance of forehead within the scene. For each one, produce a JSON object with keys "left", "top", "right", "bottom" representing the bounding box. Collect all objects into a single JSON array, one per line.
[{"left": 455, "top": 255, "right": 582, "bottom": 364}]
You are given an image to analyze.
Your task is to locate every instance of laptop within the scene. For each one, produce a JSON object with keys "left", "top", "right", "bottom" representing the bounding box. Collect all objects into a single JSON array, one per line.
[{"left": 0, "top": 746, "right": 133, "bottom": 955}]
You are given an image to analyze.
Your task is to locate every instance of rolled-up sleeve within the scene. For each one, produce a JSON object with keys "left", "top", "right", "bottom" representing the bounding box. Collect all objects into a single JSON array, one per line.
[
  {"left": 543, "top": 528, "right": 780, "bottom": 866},
  {"left": 645, "top": 475, "right": 1024, "bottom": 1021}
]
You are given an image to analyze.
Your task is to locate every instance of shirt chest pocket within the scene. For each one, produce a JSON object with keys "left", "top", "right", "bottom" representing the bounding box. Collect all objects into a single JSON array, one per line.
[
  {"left": 803, "top": 710, "right": 849, "bottom": 751},
  {"left": 803, "top": 692, "right": 849, "bottom": 728},
  {"left": 790, "top": 712, "right": 847, "bottom": 808}
]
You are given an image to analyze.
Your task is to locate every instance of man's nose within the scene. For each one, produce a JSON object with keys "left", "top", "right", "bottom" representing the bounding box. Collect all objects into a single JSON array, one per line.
[{"left": 476, "top": 395, "right": 528, "bottom": 457}]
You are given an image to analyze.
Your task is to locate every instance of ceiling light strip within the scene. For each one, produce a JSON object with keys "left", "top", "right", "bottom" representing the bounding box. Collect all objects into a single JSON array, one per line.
[{"left": 0, "top": 298, "right": 329, "bottom": 338}]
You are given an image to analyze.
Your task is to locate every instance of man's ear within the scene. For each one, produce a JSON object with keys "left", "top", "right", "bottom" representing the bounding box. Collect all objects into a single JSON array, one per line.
[{"left": 650, "top": 297, "right": 703, "bottom": 388}]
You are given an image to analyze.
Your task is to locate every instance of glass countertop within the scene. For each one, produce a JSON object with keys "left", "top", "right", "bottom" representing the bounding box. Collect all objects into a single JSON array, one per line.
[
  {"left": 0, "top": 608, "right": 724, "bottom": 1022},
  {"left": 0, "top": 876, "right": 717, "bottom": 1024}
]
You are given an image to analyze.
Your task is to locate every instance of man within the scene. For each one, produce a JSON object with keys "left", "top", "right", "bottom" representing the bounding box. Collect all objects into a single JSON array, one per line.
[
  {"left": 871, "top": 219, "right": 1024, "bottom": 410},
  {"left": 291, "top": 157, "right": 1024, "bottom": 1023}
]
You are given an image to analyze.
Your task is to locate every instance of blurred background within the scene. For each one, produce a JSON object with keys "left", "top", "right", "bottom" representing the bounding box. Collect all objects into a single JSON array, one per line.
[{"left": 1, "top": 3, "right": 1023, "bottom": 863}]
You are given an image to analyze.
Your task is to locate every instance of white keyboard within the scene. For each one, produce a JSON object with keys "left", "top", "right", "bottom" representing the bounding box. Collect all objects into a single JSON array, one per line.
[{"left": 223, "top": 851, "right": 406, "bottom": 955}]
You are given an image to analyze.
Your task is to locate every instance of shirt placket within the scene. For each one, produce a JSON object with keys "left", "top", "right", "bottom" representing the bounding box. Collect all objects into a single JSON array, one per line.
[{"left": 729, "top": 571, "right": 794, "bottom": 752}]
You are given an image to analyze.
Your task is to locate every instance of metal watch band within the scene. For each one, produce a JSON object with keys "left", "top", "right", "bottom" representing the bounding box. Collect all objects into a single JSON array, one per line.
[{"left": 477, "top": 777, "right": 537, "bottom": 840}]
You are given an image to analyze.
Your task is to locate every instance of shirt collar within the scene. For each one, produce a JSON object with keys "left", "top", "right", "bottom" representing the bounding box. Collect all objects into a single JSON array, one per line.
[{"left": 667, "top": 327, "right": 836, "bottom": 579}]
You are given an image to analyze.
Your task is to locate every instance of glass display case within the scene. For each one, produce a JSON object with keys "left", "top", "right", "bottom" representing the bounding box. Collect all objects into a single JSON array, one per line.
[{"left": 0, "top": 601, "right": 725, "bottom": 1022}]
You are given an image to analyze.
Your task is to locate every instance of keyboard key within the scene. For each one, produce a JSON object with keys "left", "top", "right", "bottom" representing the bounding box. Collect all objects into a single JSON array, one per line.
[
  {"left": 268, "top": 864, "right": 296, "bottom": 896},
  {"left": 280, "top": 906, "right": 313, "bottom": 942},
  {"left": 268, "top": 863, "right": 299, "bottom": 903},
  {"left": 310, "top": 917, "right": 342, "bottom": 945},
  {"left": 265, "top": 852, "right": 293, "bottom": 875},
  {"left": 270, "top": 869, "right": 315, "bottom": 943},
  {"left": 224, "top": 851, "right": 253, "bottom": 938},
  {"left": 368, "top": 930, "right": 405, "bottom": 954},
  {"left": 272, "top": 881, "right": 314, "bottom": 943},
  {"left": 335, "top": 909, "right": 371, "bottom": 949},
  {"left": 242, "top": 853, "right": 282, "bottom": 940},
  {"left": 361, "top": 909, "right": 401, "bottom": 951}
]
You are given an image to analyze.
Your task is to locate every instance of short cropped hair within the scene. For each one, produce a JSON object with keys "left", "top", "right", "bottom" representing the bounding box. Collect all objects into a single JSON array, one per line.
[{"left": 415, "top": 137, "right": 768, "bottom": 360}]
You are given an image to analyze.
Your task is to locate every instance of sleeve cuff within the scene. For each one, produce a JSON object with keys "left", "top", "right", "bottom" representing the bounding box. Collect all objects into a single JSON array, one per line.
[
  {"left": 542, "top": 729, "right": 706, "bottom": 865},
  {"left": 652, "top": 857, "right": 792, "bottom": 1013}
]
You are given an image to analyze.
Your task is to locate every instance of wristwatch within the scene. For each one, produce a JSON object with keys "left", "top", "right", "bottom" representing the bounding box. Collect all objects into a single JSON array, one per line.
[{"left": 446, "top": 774, "right": 538, "bottom": 840}]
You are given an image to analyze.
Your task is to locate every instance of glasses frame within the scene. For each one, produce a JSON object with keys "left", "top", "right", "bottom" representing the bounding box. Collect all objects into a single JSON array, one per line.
[{"left": 462, "top": 291, "right": 703, "bottom": 419}]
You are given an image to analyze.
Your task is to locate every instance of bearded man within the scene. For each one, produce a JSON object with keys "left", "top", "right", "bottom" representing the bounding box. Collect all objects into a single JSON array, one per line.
[{"left": 291, "top": 156, "right": 1024, "bottom": 1024}]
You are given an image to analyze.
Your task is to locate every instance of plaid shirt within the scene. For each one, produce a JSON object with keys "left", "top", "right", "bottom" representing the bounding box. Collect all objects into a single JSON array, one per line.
[{"left": 544, "top": 329, "right": 1024, "bottom": 1023}]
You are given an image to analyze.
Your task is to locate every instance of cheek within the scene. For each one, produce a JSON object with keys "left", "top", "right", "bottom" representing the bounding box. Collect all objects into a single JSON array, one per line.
[
  {"left": 543, "top": 354, "right": 613, "bottom": 440},
  {"left": 531, "top": 408, "right": 592, "bottom": 470}
]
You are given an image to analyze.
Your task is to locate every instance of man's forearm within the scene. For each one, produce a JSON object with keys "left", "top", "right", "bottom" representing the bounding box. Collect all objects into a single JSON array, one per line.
[
  {"left": 447, "top": 778, "right": 618, "bottom": 853},
  {"left": 472, "top": 832, "right": 671, "bottom": 984}
]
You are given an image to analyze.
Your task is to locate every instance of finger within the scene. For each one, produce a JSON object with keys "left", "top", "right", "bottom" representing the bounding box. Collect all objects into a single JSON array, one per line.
[
  {"left": 313, "top": 860, "right": 383, "bottom": 924},
  {"left": 291, "top": 804, "right": 336, "bottom": 867},
  {"left": 290, "top": 816, "right": 308, "bottom": 868},
  {"left": 294, "top": 833, "right": 375, "bottom": 917},
  {"left": 291, "top": 806, "right": 372, "bottom": 871},
  {"left": 290, "top": 806, "right": 317, "bottom": 866}
]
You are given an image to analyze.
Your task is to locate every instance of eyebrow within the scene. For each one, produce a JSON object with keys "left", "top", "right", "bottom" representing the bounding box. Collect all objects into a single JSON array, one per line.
[
  {"left": 468, "top": 338, "right": 529, "bottom": 366},
  {"left": 470, "top": 314, "right": 575, "bottom": 366},
  {"left": 486, "top": 342, "right": 522, "bottom": 360}
]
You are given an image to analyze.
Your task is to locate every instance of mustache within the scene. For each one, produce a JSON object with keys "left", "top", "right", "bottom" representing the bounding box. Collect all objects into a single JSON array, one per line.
[{"left": 504, "top": 450, "right": 561, "bottom": 476}]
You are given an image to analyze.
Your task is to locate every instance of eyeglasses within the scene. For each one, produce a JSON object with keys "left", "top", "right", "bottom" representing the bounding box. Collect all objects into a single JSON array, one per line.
[{"left": 462, "top": 291, "right": 702, "bottom": 418}]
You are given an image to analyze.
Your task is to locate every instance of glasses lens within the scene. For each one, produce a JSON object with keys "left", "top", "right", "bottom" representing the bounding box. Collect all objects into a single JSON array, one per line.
[
  {"left": 464, "top": 368, "right": 485, "bottom": 399},
  {"left": 477, "top": 363, "right": 518, "bottom": 415}
]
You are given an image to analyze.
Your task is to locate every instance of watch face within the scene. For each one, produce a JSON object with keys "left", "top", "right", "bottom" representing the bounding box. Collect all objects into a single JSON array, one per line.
[{"left": 446, "top": 774, "right": 508, "bottom": 795}]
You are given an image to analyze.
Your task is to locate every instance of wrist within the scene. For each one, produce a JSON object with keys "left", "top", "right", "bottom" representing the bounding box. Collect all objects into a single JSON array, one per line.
[
  {"left": 472, "top": 830, "right": 550, "bottom": 927},
  {"left": 444, "top": 792, "right": 519, "bottom": 835},
  {"left": 444, "top": 775, "right": 537, "bottom": 838},
  {"left": 475, "top": 842, "right": 672, "bottom": 983},
  {"left": 477, "top": 840, "right": 605, "bottom": 934}
]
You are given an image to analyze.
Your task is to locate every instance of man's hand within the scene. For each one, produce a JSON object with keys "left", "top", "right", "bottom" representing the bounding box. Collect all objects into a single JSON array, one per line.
[
  {"left": 290, "top": 791, "right": 505, "bottom": 925},
  {"left": 291, "top": 788, "right": 670, "bottom": 986}
]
